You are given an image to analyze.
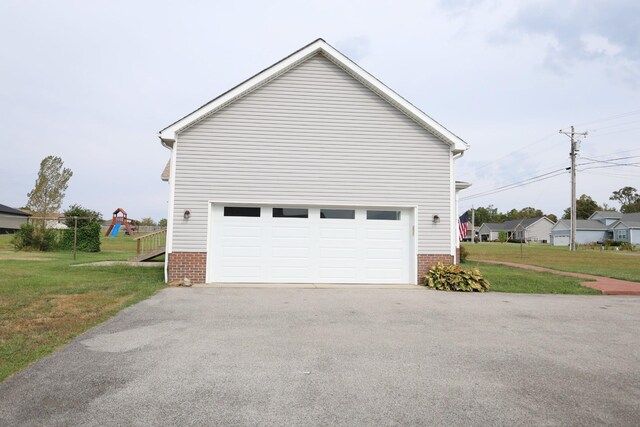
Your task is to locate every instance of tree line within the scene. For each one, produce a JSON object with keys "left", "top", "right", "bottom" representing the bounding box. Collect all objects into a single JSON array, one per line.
[{"left": 471, "top": 186, "right": 640, "bottom": 225}]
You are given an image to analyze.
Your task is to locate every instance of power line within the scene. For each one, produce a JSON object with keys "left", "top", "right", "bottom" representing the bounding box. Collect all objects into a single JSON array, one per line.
[
  {"left": 574, "top": 108, "right": 640, "bottom": 127},
  {"left": 460, "top": 169, "right": 568, "bottom": 201},
  {"left": 588, "top": 118, "right": 640, "bottom": 132}
]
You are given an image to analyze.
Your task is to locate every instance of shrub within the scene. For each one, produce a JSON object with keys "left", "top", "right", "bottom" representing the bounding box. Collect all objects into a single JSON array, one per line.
[
  {"left": 498, "top": 231, "right": 507, "bottom": 243},
  {"left": 459, "top": 245, "right": 468, "bottom": 263},
  {"left": 59, "top": 222, "right": 101, "bottom": 252},
  {"left": 605, "top": 239, "right": 622, "bottom": 247},
  {"left": 423, "top": 262, "right": 490, "bottom": 292},
  {"left": 620, "top": 242, "right": 634, "bottom": 251},
  {"left": 11, "top": 223, "right": 58, "bottom": 251}
]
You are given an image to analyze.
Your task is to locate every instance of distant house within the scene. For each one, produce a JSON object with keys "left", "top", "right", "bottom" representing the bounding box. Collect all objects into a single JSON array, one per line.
[
  {"left": 611, "top": 213, "right": 640, "bottom": 245},
  {"left": 478, "top": 217, "right": 554, "bottom": 243},
  {"left": 18, "top": 209, "right": 67, "bottom": 229},
  {"left": 0, "top": 204, "right": 31, "bottom": 234},
  {"left": 550, "top": 211, "right": 640, "bottom": 246}
]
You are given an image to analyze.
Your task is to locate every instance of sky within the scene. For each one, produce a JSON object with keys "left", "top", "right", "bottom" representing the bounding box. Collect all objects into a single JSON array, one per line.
[{"left": 1, "top": 0, "right": 639, "bottom": 221}]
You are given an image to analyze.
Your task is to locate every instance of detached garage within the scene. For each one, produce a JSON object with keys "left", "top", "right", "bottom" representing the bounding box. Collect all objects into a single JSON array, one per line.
[{"left": 160, "top": 39, "right": 469, "bottom": 285}]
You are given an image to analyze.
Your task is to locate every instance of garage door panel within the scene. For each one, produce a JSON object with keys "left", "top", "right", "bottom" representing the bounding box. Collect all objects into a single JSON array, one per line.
[
  {"left": 271, "top": 266, "right": 311, "bottom": 279},
  {"left": 366, "top": 248, "right": 403, "bottom": 259},
  {"left": 209, "top": 204, "right": 413, "bottom": 284},
  {"left": 221, "top": 246, "right": 262, "bottom": 257},
  {"left": 319, "top": 228, "right": 357, "bottom": 239},
  {"left": 220, "top": 225, "right": 262, "bottom": 237},
  {"left": 319, "top": 267, "right": 357, "bottom": 280},
  {"left": 319, "top": 247, "right": 358, "bottom": 258},
  {"left": 272, "top": 247, "right": 311, "bottom": 257},
  {"left": 272, "top": 226, "right": 310, "bottom": 238}
]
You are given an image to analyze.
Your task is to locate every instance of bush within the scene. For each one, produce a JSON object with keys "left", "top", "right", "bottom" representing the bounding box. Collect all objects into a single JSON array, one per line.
[
  {"left": 459, "top": 245, "right": 468, "bottom": 263},
  {"left": 59, "top": 222, "right": 101, "bottom": 252},
  {"left": 620, "top": 242, "right": 634, "bottom": 251},
  {"left": 422, "top": 262, "right": 490, "bottom": 292},
  {"left": 605, "top": 239, "right": 622, "bottom": 247},
  {"left": 498, "top": 231, "right": 507, "bottom": 243},
  {"left": 11, "top": 223, "right": 58, "bottom": 251}
]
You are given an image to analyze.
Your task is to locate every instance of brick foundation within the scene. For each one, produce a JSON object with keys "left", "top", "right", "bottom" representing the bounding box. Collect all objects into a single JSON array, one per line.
[
  {"left": 417, "top": 253, "right": 454, "bottom": 283},
  {"left": 168, "top": 252, "right": 207, "bottom": 284}
]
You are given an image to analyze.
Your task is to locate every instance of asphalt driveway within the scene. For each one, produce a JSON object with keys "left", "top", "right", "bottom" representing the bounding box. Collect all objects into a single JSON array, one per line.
[{"left": 1, "top": 287, "right": 639, "bottom": 426}]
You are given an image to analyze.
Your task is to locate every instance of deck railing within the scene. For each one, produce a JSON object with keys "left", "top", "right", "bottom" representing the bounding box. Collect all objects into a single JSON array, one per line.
[{"left": 134, "top": 228, "right": 167, "bottom": 257}]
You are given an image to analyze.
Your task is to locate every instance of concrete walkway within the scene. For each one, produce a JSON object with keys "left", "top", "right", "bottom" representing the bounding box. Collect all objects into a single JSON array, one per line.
[{"left": 478, "top": 260, "right": 640, "bottom": 295}]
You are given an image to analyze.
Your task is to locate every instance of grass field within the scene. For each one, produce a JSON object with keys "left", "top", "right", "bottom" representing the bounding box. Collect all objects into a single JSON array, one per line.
[
  {"left": 0, "top": 233, "right": 165, "bottom": 382},
  {"left": 463, "top": 242, "right": 640, "bottom": 282},
  {"left": 464, "top": 262, "right": 599, "bottom": 294}
]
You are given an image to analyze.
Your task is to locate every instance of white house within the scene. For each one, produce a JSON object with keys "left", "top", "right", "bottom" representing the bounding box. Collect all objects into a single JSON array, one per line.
[
  {"left": 478, "top": 217, "right": 554, "bottom": 243},
  {"left": 159, "top": 39, "right": 469, "bottom": 285}
]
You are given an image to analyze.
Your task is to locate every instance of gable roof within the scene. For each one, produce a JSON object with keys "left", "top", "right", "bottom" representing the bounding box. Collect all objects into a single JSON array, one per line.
[
  {"left": 0, "top": 204, "right": 30, "bottom": 217},
  {"left": 480, "top": 217, "right": 551, "bottom": 232},
  {"left": 614, "top": 220, "right": 640, "bottom": 229},
  {"left": 159, "top": 39, "right": 469, "bottom": 153},
  {"left": 552, "top": 219, "right": 610, "bottom": 231},
  {"left": 589, "top": 210, "right": 622, "bottom": 220}
]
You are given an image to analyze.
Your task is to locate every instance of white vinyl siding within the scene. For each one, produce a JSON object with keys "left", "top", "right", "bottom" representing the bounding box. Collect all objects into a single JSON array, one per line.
[
  {"left": 171, "top": 53, "right": 452, "bottom": 254},
  {"left": 525, "top": 219, "right": 554, "bottom": 243}
]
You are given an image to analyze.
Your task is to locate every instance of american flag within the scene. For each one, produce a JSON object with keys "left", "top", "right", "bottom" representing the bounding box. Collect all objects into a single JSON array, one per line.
[{"left": 458, "top": 211, "right": 470, "bottom": 241}]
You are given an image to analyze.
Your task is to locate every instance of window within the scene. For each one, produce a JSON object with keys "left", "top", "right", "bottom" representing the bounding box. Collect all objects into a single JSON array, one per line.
[
  {"left": 367, "top": 210, "right": 401, "bottom": 220},
  {"left": 320, "top": 209, "right": 355, "bottom": 219},
  {"left": 273, "top": 208, "right": 308, "bottom": 218},
  {"left": 616, "top": 229, "right": 627, "bottom": 240},
  {"left": 224, "top": 207, "right": 260, "bottom": 217}
]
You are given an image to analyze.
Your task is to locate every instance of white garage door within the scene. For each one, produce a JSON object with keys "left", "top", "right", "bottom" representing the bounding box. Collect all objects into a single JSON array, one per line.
[{"left": 208, "top": 205, "right": 415, "bottom": 284}]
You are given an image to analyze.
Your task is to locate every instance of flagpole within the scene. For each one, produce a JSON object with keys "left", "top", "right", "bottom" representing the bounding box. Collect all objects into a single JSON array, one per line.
[{"left": 471, "top": 206, "right": 475, "bottom": 244}]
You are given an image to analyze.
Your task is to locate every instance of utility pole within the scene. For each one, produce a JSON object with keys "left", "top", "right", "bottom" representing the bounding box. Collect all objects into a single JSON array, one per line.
[{"left": 560, "top": 126, "right": 588, "bottom": 251}]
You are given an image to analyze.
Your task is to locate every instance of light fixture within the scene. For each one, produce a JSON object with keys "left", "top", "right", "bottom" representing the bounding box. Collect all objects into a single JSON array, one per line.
[
  {"left": 432, "top": 214, "right": 440, "bottom": 224},
  {"left": 183, "top": 209, "right": 191, "bottom": 219}
]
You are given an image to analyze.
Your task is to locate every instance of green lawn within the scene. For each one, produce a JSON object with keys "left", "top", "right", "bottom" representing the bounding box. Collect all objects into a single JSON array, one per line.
[
  {"left": 463, "top": 242, "right": 640, "bottom": 282},
  {"left": 0, "top": 233, "right": 165, "bottom": 382},
  {"left": 465, "top": 262, "right": 600, "bottom": 295}
]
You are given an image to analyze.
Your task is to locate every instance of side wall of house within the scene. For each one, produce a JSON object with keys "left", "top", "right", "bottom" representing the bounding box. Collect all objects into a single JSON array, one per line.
[
  {"left": 168, "top": 53, "right": 455, "bottom": 282},
  {"left": 0, "top": 213, "right": 29, "bottom": 232},
  {"left": 526, "top": 220, "right": 554, "bottom": 243}
]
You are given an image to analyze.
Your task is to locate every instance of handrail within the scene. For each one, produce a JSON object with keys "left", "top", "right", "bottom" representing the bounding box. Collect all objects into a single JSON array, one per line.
[{"left": 134, "top": 228, "right": 167, "bottom": 256}]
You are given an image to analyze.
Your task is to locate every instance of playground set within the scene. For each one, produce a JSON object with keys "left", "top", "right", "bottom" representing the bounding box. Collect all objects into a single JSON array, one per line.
[{"left": 104, "top": 208, "right": 137, "bottom": 237}]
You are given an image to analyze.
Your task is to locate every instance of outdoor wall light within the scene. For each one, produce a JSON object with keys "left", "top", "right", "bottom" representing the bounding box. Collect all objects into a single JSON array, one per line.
[
  {"left": 432, "top": 214, "right": 440, "bottom": 224},
  {"left": 183, "top": 209, "right": 191, "bottom": 219}
]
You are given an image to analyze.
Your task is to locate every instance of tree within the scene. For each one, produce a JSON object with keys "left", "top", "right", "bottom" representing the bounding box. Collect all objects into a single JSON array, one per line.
[
  {"left": 139, "top": 217, "right": 156, "bottom": 226},
  {"left": 473, "top": 205, "right": 505, "bottom": 226},
  {"left": 610, "top": 187, "right": 640, "bottom": 213},
  {"left": 26, "top": 156, "right": 73, "bottom": 225},
  {"left": 506, "top": 207, "right": 545, "bottom": 220},
  {"left": 158, "top": 218, "right": 167, "bottom": 228},
  {"left": 63, "top": 204, "right": 103, "bottom": 228},
  {"left": 562, "top": 194, "right": 601, "bottom": 220},
  {"left": 546, "top": 213, "right": 558, "bottom": 223}
]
